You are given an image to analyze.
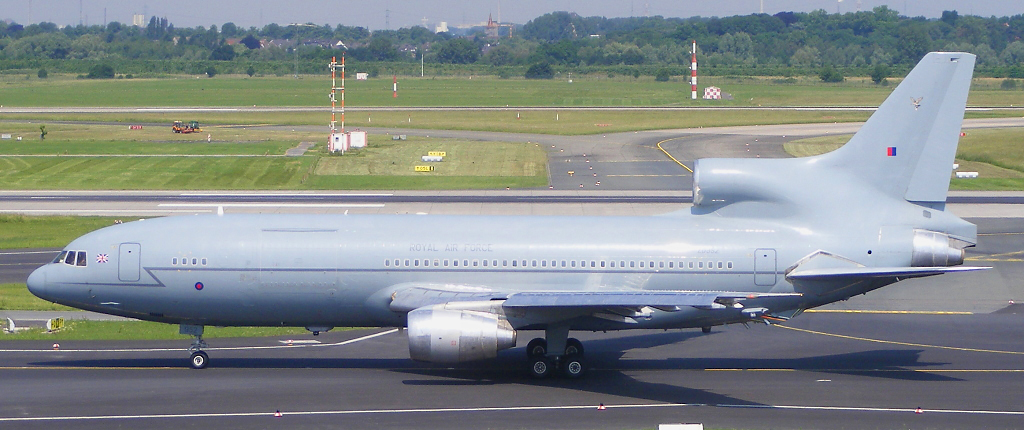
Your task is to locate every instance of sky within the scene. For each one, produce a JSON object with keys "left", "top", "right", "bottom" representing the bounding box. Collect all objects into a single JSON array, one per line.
[{"left": 2, "top": 1, "right": 1021, "bottom": 31}]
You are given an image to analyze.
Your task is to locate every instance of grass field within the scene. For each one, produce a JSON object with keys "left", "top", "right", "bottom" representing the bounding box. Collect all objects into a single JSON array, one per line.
[
  {"left": 2, "top": 320, "right": 311, "bottom": 340},
  {"left": 0, "top": 214, "right": 120, "bottom": 248},
  {"left": 784, "top": 128, "right": 1024, "bottom": 190},
  {"left": 0, "top": 282, "right": 75, "bottom": 311},
  {"left": 1, "top": 74, "right": 1022, "bottom": 108}
]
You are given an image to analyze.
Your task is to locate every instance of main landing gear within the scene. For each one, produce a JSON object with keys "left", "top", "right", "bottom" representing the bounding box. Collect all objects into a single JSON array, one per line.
[
  {"left": 180, "top": 324, "right": 209, "bottom": 369},
  {"left": 526, "top": 326, "right": 586, "bottom": 379}
]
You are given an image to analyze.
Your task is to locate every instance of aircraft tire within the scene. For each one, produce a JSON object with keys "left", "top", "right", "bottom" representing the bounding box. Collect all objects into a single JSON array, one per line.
[
  {"left": 190, "top": 351, "right": 209, "bottom": 369},
  {"left": 526, "top": 338, "right": 547, "bottom": 358},
  {"left": 701, "top": 326, "right": 712, "bottom": 334},
  {"left": 562, "top": 354, "right": 585, "bottom": 379},
  {"left": 565, "top": 338, "right": 584, "bottom": 355},
  {"left": 528, "top": 357, "right": 552, "bottom": 379}
]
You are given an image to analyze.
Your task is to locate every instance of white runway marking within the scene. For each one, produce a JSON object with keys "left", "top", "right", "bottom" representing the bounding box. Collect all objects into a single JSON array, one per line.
[
  {"left": 1, "top": 402, "right": 1021, "bottom": 422},
  {"left": 0, "top": 251, "right": 58, "bottom": 255},
  {"left": 158, "top": 203, "right": 385, "bottom": 208},
  {"left": 0, "top": 329, "right": 398, "bottom": 353},
  {"left": 180, "top": 193, "right": 394, "bottom": 197},
  {"left": 0, "top": 209, "right": 211, "bottom": 214}
]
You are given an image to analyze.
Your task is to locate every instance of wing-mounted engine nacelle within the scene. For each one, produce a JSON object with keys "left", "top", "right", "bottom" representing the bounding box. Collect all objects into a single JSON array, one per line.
[
  {"left": 407, "top": 305, "right": 517, "bottom": 363},
  {"left": 911, "top": 229, "right": 967, "bottom": 267}
]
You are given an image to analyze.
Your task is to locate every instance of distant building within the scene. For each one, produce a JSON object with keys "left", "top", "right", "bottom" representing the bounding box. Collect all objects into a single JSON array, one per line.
[
  {"left": 435, "top": 21, "right": 448, "bottom": 33},
  {"left": 132, "top": 14, "right": 145, "bottom": 27}
]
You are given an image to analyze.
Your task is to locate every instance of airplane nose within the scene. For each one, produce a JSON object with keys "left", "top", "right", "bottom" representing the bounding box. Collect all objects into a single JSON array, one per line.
[{"left": 26, "top": 266, "right": 48, "bottom": 299}]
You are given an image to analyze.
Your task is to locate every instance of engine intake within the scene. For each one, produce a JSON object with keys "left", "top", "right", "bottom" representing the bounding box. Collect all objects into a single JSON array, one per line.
[
  {"left": 911, "top": 230, "right": 966, "bottom": 267},
  {"left": 407, "top": 306, "right": 517, "bottom": 363}
]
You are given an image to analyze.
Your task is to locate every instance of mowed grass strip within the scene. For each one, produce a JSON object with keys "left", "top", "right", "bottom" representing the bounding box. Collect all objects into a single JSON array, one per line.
[
  {"left": 0, "top": 156, "right": 313, "bottom": 189},
  {"left": 1, "top": 75, "right": 1022, "bottom": 108},
  {"left": 0, "top": 283, "right": 76, "bottom": 311},
  {"left": 311, "top": 137, "right": 548, "bottom": 189},
  {"left": 2, "top": 320, "right": 310, "bottom": 341},
  {"left": 0, "top": 215, "right": 119, "bottom": 249},
  {"left": 784, "top": 128, "right": 1024, "bottom": 190}
]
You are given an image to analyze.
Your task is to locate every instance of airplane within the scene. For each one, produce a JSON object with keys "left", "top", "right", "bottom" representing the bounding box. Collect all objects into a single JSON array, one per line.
[{"left": 27, "top": 52, "right": 986, "bottom": 378}]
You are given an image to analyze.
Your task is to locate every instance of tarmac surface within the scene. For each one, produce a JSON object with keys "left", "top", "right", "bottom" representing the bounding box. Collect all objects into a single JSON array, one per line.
[{"left": 1, "top": 118, "right": 1023, "bottom": 429}]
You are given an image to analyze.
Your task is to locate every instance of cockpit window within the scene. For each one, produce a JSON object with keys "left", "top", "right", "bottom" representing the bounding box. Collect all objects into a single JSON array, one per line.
[
  {"left": 76, "top": 252, "right": 87, "bottom": 267},
  {"left": 53, "top": 251, "right": 68, "bottom": 264},
  {"left": 64, "top": 251, "right": 77, "bottom": 265}
]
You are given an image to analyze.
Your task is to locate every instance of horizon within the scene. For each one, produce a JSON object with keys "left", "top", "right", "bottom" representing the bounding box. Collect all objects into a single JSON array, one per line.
[{"left": 1, "top": 1, "right": 1021, "bottom": 32}]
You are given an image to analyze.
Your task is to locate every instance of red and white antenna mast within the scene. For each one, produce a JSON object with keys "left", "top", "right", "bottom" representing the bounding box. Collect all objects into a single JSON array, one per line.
[
  {"left": 691, "top": 40, "right": 698, "bottom": 100},
  {"left": 330, "top": 55, "right": 345, "bottom": 133}
]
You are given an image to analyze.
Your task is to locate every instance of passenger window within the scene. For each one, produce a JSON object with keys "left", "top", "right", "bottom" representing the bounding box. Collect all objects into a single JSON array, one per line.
[
  {"left": 77, "top": 252, "right": 87, "bottom": 266},
  {"left": 532, "top": 260, "right": 537, "bottom": 267},
  {"left": 444, "top": 259, "right": 449, "bottom": 267},
  {"left": 669, "top": 262, "right": 674, "bottom": 268},
  {"left": 394, "top": 259, "right": 400, "bottom": 266},
  {"left": 463, "top": 260, "right": 468, "bottom": 266},
  {"left": 512, "top": 260, "right": 517, "bottom": 267},
  {"left": 191, "top": 258, "right": 197, "bottom": 265},
  {"left": 560, "top": 260, "right": 566, "bottom": 268},
  {"left": 65, "top": 251, "right": 76, "bottom": 265},
  {"left": 728, "top": 262, "right": 733, "bottom": 269},
  {"left": 503, "top": 260, "right": 508, "bottom": 267},
  {"left": 630, "top": 261, "right": 635, "bottom": 268},
  {"left": 405, "top": 259, "right": 410, "bottom": 267},
  {"left": 600, "top": 261, "right": 606, "bottom": 268},
  {"left": 414, "top": 260, "right": 419, "bottom": 267},
  {"left": 689, "top": 261, "right": 694, "bottom": 269},
  {"left": 639, "top": 261, "right": 644, "bottom": 268},
  {"left": 384, "top": 260, "right": 390, "bottom": 267},
  {"left": 53, "top": 251, "right": 68, "bottom": 264},
  {"left": 649, "top": 261, "right": 655, "bottom": 268},
  {"left": 610, "top": 261, "right": 615, "bottom": 268},
  {"left": 699, "top": 262, "right": 704, "bottom": 269},
  {"left": 434, "top": 259, "right": 440, "bottom": 267},
  {"left": 659, "top": 261, "right": 664, "bottom": 269},
  {"left": 173, "top": 257, "right": 178, "bottom": 265},
  {"left": 718, "top": 262, "right": 723, "bottom": 269},
  {"left": 492, "top": 260, "right": 498, "bottom": 267},
  {"left": 453, "top": 260, "right": 459, "bottom": 267},
  {"left": 542, "top": 260, "right": 547, "bottom": 267},
  {"left": 483, "top": 260, "right": 488, "bottom": 267},
  {"left": 202, "top": 258, "right": 207, "bottom": 266},
  {"left": 473, "top": 260, "right": 478, "bottom": 267},
  {"left": 570, "top": 261, "right": 576, "bottom": 268}
]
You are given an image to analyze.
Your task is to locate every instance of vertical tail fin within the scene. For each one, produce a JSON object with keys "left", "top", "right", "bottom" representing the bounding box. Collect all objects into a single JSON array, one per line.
[{"left": 820, "top": 52, "right": 976, "bottom": 209}]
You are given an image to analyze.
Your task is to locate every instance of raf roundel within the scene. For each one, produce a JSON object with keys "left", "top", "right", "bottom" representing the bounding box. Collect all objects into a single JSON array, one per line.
[{"left": 195, "top": 282, "right": 204, "bottom": 291}]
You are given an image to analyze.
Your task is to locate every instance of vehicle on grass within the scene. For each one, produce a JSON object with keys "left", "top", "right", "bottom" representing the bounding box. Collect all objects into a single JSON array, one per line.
[
  {"left": 172, "top": 120, "right": 201, "bottom": 133},
  {"left": 28, "top": 53, "right": 985, "bottom": 378}
]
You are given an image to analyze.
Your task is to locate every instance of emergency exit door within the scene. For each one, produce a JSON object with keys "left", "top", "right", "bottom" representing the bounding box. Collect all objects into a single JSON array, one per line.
[
  {"left": 754, "top": 248, "right": 777, "bottom": 286},
  {"left": 118, "top": 243, "right": 141, "bottom": 282}
]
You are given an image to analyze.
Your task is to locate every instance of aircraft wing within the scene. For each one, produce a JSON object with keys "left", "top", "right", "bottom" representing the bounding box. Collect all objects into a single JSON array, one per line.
[
  {"left": 390, "top": 285, "right": 801, "bottom": 313},
  {"left": 786, "top": 265, "right": 989, "bottom": 280},
  {"left": 502, "top": 290, "right": 800, "bottom": 310}
]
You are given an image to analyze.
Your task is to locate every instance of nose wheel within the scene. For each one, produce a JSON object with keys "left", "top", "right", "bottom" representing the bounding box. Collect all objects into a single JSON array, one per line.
[{"left": 189, "top": 350, "right": 209, "bottom": 369}]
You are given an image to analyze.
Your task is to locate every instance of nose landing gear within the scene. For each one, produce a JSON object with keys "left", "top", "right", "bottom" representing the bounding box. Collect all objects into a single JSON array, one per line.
[{"left": 181, "top": 324, "right": 209, "bottom": 369}]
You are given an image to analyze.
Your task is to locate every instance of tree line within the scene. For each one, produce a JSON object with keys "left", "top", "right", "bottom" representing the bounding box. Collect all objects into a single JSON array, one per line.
[{"left": 1, "top": 7, "right": 1022, "bottom": 79}]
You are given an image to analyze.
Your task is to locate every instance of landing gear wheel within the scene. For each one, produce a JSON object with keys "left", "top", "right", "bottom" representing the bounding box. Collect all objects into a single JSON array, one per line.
[
  {"left": 564, "top": 338, "right": 584, "bottom": 356},
  {"left": 562, "top": 354, "right": 585, "bottom": 379},
  {"left": 701, "top": 326, "right": 712, "bottom": 334},
  {"left": 528, "top": 357, "right": 552, "bottom": 379},
  {"left": 189, "top": 351, "right": 209, "bottom": 369},
  {"left": 526, "top": 338, "right": 548, "bottom": 358}
]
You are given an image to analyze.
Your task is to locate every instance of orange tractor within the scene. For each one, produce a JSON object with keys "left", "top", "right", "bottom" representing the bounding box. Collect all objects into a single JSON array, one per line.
[{"left": 172, "top": 120, "right": 202, "bottom": 133}]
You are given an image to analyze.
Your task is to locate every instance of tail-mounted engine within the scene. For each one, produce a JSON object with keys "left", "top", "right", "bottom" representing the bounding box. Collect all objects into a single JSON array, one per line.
[
  {"left": 407, "top": 305, "right": 517, "bottom": 363},
  {"left": 911, "top": 229, "right": 968, "bottom": 267}
]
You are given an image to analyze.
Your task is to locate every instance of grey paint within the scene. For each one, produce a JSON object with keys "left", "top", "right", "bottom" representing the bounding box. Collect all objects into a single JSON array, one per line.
[{"left": 27, "top": 52, "right": 984, "bottom": 350}]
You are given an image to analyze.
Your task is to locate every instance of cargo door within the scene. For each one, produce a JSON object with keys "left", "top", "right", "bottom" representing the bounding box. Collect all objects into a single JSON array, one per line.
[
  {"left": 118, "top": 243, "right": 141, "bottom": 282},
  {"left": 754, "top": 248, "right": 777, "bottom": 286}
]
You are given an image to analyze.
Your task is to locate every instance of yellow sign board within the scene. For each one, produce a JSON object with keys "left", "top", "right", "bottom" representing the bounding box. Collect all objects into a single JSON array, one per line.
[
  {"left": 428, "top": 151, "right": 446, "bottom": 157},
  {"left": 414, "top": 165, "right": 435, "bottom": 172}
]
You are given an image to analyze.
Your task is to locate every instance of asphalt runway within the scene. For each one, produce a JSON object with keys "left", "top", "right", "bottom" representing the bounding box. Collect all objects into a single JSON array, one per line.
[{"left": 2, "top": 312, "right": 1023, "bottom": 430}]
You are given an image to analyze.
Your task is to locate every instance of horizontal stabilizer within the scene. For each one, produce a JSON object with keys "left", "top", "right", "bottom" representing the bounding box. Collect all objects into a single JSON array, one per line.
[
  {"left": 787, "top": 265, "right": 988, "bottom": 280},
  {"left": 502, "top": 290, "right": 800, "bottom": 309}
]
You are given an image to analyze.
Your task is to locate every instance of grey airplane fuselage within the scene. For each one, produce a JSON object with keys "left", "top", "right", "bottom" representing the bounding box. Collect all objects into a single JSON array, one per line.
[{"left": 31, "top": 192, "right": 969, "bottom": 332}]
